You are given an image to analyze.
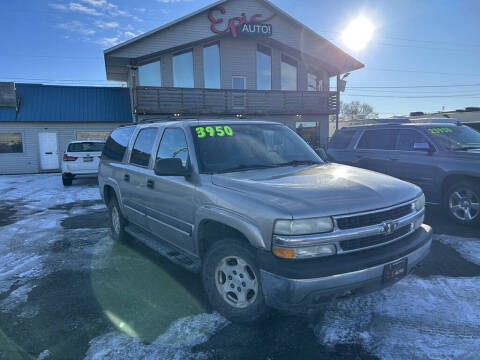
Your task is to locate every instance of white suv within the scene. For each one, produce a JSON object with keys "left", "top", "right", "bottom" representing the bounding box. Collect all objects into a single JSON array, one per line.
[{"left": 61, "top": 140, "right": 105, "bottom": 186}]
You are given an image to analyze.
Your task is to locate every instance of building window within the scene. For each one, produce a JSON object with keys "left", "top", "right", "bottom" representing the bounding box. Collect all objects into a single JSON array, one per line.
[
  {"left": 76, "top": 131, "right": 110, "bottom": 140},
  {"left": 232, "top": 76, "right": 246, "bottom": 89},
  {"left": 256, "top": 45, "right": 272, "bottom": 90},
  {"left": 203, "top": 43, "right": 220, "bottom": 89},
  {"left": 173, "top": 51, "right": 194, "bottom": 88},
  {"left": 0, "top": 133, "right": 23, "bottom": 153},
  {"left": 138, "top": 61, "right": 162, "bottom": 87},
  {"left": 308, "top": 73, "right": 324, "bottom": 91},
  {"left": 281, "top": 55, "right": 297, "bottom": 91},
  {"left": 296, "top": 122, "right": 320, "bottom": 148}
]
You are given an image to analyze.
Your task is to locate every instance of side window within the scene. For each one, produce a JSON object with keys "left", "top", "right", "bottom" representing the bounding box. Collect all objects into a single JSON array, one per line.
[
  {"left": 357, "top": 129, "right": 398, "bottom": 150},
  {"left": 396, "top": 129, "right": 431, "bottom": 151},
  {"left": 102, "top": 127, "right": 135, "bottom": 161},
  {"left": 129, "top": 128, "right": 158, "bottom": 167},
  {"left": 329, "top": 130, "right": 356, "bottom": 149},
  {"left": 156, "top": 128, "right": 189, "bottom": 167}
]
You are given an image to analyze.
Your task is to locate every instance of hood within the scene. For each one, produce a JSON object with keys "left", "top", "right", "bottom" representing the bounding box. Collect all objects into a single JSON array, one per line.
[{"left": 212, "top": 163, "right": 421, "bottom": 218}]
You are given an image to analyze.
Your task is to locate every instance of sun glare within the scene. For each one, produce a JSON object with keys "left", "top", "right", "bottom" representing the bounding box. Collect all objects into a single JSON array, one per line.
[{"left": 342, "top": 16, "right": 374, "bottom": 51}]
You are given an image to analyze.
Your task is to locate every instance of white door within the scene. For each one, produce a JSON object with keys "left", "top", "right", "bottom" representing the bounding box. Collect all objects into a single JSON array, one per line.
[{"left": 38, "top": 132, "right": 59, "bottom": 170}]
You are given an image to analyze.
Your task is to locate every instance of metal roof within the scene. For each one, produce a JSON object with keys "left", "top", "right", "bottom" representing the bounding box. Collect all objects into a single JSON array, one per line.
[{"left": 0, "top": 83, "right": 132, "bottom": 123}]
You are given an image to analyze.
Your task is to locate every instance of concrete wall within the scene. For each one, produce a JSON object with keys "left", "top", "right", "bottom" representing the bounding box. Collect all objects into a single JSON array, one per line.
[{"left": 0, "top": 122, "right": 125, "bottom": 174}]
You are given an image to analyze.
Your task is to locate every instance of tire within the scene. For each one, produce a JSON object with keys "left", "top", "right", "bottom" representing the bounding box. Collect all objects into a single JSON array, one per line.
[
  {"left": 444, "top": 180, "right": 480, "bottom": 226},
  {"left": 62, "top": 175, "right": 73, "bottom": 186},
  {"left": 202, "top": 238, "right": 269, "bottom": 323},
  {"left": 108, "top": 196, "right": 129, "bottom": 241}
]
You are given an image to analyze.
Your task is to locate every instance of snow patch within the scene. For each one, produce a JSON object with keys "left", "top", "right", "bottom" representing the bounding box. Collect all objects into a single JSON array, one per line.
[
  {"left": 0, "top": 284, "right": 36, "bottom": 312},
  {"left": 316, "top": 275, "right": 480, "bottom": 360},
  {"left": 84, "top": 313, "right": 228, "bottom": 360},
  {"left": 37, "top": 349, "right": 51, "bottom": 360},
  {"left": 435, "top": 234, "right": 480, "bottom": 265}
]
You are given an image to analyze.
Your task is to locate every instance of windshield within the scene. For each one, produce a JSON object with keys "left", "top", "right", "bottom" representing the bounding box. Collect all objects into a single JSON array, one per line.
[
  {"left": 191, "top": 123, "right": 323, "bottom": 173},
  {"left": 427, "top": 126, "right": 480, "bottom": 150},
  {"left": 68, "top": 142, "right": 105, "bottom": 152}
]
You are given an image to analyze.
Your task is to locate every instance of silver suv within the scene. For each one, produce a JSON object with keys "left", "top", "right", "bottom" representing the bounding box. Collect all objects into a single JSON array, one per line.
[{"left": 98, "top": 120, "right": 432, "bottom": 323}]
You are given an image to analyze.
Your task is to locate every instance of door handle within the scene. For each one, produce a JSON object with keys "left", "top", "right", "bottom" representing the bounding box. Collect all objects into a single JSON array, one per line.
[
  {"left": 147, "top": 179, "right": 154, "bottom": 189},
  {"left": 389, "top": 158, "right": 399, "bottom": 162},
  {"left": 124, "top": 174, "right": 130, "bottom": 182},
  {"left": 45, "top": 152, "right": 53, "bottom": 155}
]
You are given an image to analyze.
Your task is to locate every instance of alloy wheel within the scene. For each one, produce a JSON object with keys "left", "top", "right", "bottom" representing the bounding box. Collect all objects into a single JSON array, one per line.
[
  {"left": 215, "top": 256, "right": 258, "bottom": 309},
  {"left": 449, "top": 188, "right": 480, "bottom": 222}
]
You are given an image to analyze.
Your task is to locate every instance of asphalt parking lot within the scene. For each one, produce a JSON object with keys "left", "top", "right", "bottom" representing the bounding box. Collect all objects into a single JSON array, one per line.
[{"left": 0, "top": 174, "right": 479, "bottom": 360}]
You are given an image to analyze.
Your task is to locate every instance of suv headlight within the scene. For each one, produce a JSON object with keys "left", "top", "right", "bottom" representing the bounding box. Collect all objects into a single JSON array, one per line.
[
  {"left": 413, "top": 194, "right": 425, "bottom": 212},
  {"left": 274, "top": 217, "right": 333, "bottom": 236}
]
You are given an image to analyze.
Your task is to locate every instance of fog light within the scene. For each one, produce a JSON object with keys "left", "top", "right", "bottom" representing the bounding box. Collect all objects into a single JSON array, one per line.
[{"left": 272, "top": 244, "right": 336, "bottom": 259}]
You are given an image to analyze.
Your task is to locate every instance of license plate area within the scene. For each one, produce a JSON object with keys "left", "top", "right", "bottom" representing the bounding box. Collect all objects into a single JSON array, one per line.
[
  {"left": 83, "top": 157, "right": 93, "bottom": 162},
  {"left": 383, "top": 258, "right": 408, "bottom": 283}
]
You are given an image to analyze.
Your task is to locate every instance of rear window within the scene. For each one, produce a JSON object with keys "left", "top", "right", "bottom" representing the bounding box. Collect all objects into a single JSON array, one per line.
[
  {"left": 329, "top": 130, "right": 356, "bottom": 149},
  {"left": 357, "top": 129, "right": 398, "bottom": 150},
  {"left": 68, "top": 142, "right": 105, "bottom": 152},
  {"left": 102, "top": 127, "right": 135, "bottom": 162}
]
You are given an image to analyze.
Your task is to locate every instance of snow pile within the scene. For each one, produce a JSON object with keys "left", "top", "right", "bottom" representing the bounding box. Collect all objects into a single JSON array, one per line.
[
  {"left": 436, "top": 234, "right": 480, "bottom": 266},
  {"left": 316, "top": 235, "right": 480, "bottom": 360},
  {"left": 84, "top": 313, "right": 228, "bottom": 360}
]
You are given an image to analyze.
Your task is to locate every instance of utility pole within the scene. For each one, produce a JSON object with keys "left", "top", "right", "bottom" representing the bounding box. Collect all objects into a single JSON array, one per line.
[{"left": 336, "top": 73, "right": 340, "bottom": 130}]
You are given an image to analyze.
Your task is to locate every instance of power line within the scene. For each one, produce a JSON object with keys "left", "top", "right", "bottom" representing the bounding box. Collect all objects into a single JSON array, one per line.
[
  {"left": 343, "top": 93, "right": 480, "bottom": 98},
  {"left": 344, "top": 83, "right": 480, "bottom": 89}
]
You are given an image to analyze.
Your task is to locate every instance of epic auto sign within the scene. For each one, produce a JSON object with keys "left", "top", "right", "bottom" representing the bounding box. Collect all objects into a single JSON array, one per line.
[{"left": 208, "top": 6, "right": 275, "bottom": 38}]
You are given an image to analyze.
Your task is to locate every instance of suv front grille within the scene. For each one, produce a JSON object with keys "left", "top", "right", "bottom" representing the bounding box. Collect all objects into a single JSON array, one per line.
[
  {"left": 336, "top": 204, "right": 412, "bottom": 230},
  {"left": 340, "top": 225, "right": 411, "bottom": 251}
]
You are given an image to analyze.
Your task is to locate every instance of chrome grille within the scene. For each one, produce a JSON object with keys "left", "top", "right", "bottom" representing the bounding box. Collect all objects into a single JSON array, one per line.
[
  {"left": 340, "top": 225, "right": 411, "bottom": 251},
  {"left": 336, "top": 204, "right": 413, "bottom": 230}
]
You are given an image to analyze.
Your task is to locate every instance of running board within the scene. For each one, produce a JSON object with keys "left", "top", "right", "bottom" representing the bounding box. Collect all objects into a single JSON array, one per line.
[{"left": 125, "top": 224, "right": 201, "bottom": 272}]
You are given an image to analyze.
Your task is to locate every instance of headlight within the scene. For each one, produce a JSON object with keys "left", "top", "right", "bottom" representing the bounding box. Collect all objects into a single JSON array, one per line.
[
  {"left": 272, "top": 244, "right": 336, "bottom": 259},
  {"left": 413, "top": 194, "right": 425, "bottom": 212},
  {"left": 274, "top": 217, "right": 334, "bottom": 235}
]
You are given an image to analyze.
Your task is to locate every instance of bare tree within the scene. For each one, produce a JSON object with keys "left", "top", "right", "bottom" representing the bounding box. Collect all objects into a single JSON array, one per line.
[{"left": 340, "top": 101, "right": 378, "bottom": 121}]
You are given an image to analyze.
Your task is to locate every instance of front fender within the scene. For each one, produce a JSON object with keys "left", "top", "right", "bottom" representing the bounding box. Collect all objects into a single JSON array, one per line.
[{"left": 195, "top": 205, "right": 267, "bottom": 251}]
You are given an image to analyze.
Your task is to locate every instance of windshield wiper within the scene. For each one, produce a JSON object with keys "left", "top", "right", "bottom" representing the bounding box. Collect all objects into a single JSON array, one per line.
[
  {"left": 217, "top": 164, "right": 279, "bottom": 173},
  {"left": 274, "top": 160, "right": 322, "bottom": 167}
]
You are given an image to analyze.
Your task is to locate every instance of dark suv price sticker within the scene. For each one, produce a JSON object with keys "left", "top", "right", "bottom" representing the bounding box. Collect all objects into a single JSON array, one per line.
[{"left": 196, "top": 126, "right": 234, "bottom": 138}]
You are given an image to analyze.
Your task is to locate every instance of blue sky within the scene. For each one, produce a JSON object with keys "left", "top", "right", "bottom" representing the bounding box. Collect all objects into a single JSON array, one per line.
[{"left": 1, "top": 0, "right": 479, "bottom": 116}]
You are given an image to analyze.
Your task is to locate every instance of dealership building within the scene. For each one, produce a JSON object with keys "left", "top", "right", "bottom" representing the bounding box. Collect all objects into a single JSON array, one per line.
[{"left": 104, "top": 0, "right": 363, "bottom": 148}]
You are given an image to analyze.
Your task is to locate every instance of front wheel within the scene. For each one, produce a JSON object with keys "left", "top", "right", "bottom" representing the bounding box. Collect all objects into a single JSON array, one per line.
[
  {"left": 202, "top": 238, "right": 269, "bottom": 323},
  {"left": 444, "top": 180, "right": 480, "bottom": 226}
]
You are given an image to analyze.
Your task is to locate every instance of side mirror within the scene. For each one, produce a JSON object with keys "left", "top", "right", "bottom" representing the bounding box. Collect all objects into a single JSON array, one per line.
[
  {"left": 413, "top": 142, "right": 433, "bottom": 153},
  {"left": 154, "top": 158, "right": 191, "bottom": 177},
  {"left": 315, "top": 148, "right": 328, "bottom": 162}
]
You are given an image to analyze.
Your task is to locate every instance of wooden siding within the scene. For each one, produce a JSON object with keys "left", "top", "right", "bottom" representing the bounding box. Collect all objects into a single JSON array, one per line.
[{"left": 134, "top": 87, "right": 338, "bottom": 115}]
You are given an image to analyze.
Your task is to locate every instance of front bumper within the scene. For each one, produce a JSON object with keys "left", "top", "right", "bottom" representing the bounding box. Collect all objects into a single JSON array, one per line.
[{"left": 260, "top": 224, "right": 432, "bottom": 311}]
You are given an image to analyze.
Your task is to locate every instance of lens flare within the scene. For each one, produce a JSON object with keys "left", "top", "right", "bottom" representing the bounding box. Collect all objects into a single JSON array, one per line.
[{"left": 342, "top": 16, "right": 374, "bottom": 51}]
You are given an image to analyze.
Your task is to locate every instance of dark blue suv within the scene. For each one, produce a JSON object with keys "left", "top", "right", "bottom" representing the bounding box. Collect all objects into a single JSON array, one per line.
[{"left": 328, "top": 123, "right": 480, "bottom": 226}]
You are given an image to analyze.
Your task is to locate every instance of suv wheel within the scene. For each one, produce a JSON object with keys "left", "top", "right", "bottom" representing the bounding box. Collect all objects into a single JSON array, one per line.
[
  {"left": 62, "top": 175, "right": 73, "bottom": 186},
  {"left": 202, "top": 238, "right": 268, "bottom": 323},
  {"left": 109, "top": 196, "right": 128, "bottom": 241},
  {"left": 444, "top": 180, "right": 480, "bottom": 226}
]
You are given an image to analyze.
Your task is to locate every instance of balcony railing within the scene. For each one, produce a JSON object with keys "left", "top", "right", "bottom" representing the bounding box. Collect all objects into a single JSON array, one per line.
[{"left": 134, "top": 87, "right": 338, "bottom": 116}]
